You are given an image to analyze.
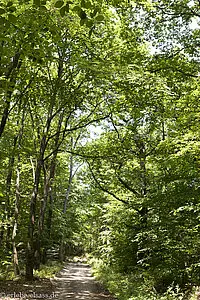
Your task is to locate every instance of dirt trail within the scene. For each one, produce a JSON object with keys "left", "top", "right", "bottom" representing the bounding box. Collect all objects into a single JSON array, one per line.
[{"left": 53, "top": 262, "right": 115, "bottom": 300}]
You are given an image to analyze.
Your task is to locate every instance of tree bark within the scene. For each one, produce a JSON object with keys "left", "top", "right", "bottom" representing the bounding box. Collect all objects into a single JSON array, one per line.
[
  {"left": 26, "top": 158, "right": 43, "bottom": 280},
  {"left": 12, "top": 164, "right": 20, "bottom": 276},
  {"left": 0, "top": 52, "right": 21, "bottom": 138},
  {"left": 37, "top": 112, "right": 64, "bottom": 266},
  {"left": 26, "top": 103, "right": 59, "bottom": 278},
  {"left": 63, "top": 135, "right": 81, "bottom": 213},
  {"left": 5, "top": 135, "right": 18, "bottom": 251},
  {"left": 63, "top": 150, "right": 73, "bottom": 213}
]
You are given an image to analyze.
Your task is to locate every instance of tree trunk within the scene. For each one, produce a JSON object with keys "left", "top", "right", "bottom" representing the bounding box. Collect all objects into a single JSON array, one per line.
[
  {"left": 5, "top": 135, "right": 18, "bottom": 251},
  {"left": 25, "top": 242, "right": 34, "bottom": 280},
  {"left": 0, "top": 101, "right": 10, "bottom": 139},
  {"left": 0, "top": 229, "right": 4, "bottom": 247},
  {"left": 47, "top": 188, "right": 53, "bottom": 240},
  {"left": 25, "top": 60, "right": 65, "bottom": 278},
  {"left": 26, "top": 106, "right": 56, "bottom": 278},
  {"left": 138, "top": 139, "right": 148, "bottom": 225},
  {"left": 26, "top": 159, "right": 43, "bottom": 280},
  {"left": 63, "top": 135, "right": 81, "bottom": 213},
  {"left": 59, "top": 240, "right": 65, "bottom": 262},
  {"left": 63, "top": 152, "right": 73, "bottom": 213},
  {"left": 37, "top": 113, "right": 64, "bottom": 266},
  {"left": 12, "top": 164, "right": 20, "bottom": 276},
  {"left": 135, "top": 138, "right": 149, "bottom": 264},
  {"left": 0, "top": 52, "right": 21, "bottom": 138}
]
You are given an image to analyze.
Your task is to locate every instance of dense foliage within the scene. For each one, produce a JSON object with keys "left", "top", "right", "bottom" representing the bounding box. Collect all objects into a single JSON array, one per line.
[{"left": 0, "top": 0, "right": 200, "bottom": 299}]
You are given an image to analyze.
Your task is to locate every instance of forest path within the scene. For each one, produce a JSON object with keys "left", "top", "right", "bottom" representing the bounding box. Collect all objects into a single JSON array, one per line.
[{"left": 53, "top": 262, "right": 115, "bottom": 300}]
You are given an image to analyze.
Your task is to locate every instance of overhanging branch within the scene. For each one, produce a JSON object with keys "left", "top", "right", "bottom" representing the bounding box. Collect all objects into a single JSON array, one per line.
[
  {"left": 117, "top": 176, "right": 140, "bottom": 197},
  {"left": 88, "top": 163, "right": 129, "bottom": 205}
]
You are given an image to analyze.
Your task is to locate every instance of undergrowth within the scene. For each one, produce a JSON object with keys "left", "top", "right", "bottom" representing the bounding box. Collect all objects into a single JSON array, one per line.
[
  {"left": 89, "top": 257, "right": 199, "bottom": 300},
  {"left": 0, "top": 260, "right": 63, "bottom": 280},
  {"left": 34, "top": 260, "right": 64, "bottom": 278}
]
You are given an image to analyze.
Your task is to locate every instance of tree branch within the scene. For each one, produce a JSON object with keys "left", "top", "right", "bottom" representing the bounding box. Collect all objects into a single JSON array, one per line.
[
  {"left": 88, "top": 163, "right": 129, "bottom": 205},
  {"left": 117, "top": 176, "right": 140, "bottom": 197}
]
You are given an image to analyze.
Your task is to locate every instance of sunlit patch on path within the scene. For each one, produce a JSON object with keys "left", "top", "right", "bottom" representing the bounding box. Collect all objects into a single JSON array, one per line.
[{"left": 53, "top": 262, "right": 115, "bottom": 300}]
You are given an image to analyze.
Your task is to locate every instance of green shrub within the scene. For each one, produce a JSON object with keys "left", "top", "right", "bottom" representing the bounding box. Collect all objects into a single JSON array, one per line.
[
  {"left": 89, "top": 257, "right": 198, "bottom": 300},
  {"left": 34, "top": 261, "right": 64, "bottom": 278}
]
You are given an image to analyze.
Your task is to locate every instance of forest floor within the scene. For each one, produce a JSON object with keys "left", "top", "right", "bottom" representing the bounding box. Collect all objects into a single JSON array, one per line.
[{"left": 0, "top": 262, "right": 115, "bottom": 300}]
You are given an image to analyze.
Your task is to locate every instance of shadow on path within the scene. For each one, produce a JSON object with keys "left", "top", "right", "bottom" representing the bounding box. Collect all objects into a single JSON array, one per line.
[{"left": 53, "top": 262, "right": 115, "bottom": 300}]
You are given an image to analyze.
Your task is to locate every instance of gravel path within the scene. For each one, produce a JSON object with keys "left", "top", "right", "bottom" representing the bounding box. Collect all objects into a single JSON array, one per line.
[{"left": 53, "top": 262, "right": 115, "bottom": 300}]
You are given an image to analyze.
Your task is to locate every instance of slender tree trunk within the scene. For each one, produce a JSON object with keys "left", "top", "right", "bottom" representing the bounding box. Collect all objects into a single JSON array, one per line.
[
  {"left": 26, "top": 158, "right": 43, "bottom": 280},
  {"left": 5, "top": 135, "right": 18, "bottom": 251},
  {"left": 60, "top": 135, "right": 81, "bottom": 261},
  {"left": 0, "top": 101, "right": 10, "bottom": 139},
  {"left": 136, "top": 138, "right": 148, "bottom": 223},
  {"left": 26, "top": 136, "right": 46, "bottom": 279},
  {"left": 137, "top": 140, "right": 150, "bottom": 266},
  {"left": 60, "top": 138, "right": 74, "bottom": 262},
  {"left": 162, "top": 120, "right": 166, "bottom": 141},
  {"left": 0, "top": 229, "right": 4, "bottom": 247},
  {"left": 10, "top": 104, "right": 25, "bottom": 276},
  {"left": 12, "top": 163, "right": 20, "bottom": 276},
  {"left": 0, "top": 52, "right": 21, "bottom": 138},
  {"left": 38, "top": 113, "right": 64, "bottom": 265},
  {"left": 59, "top": 240, "right": 65, "bottom": 262},
  {"left": 63, "top": 135, "right": 81, "bottom": 213},
  {"left": 63, "top": 152, "right": 73, "bottom": 213},
  {"left": 26, "top": 106, "right": 56, "bottom": 278},
  {"left": 140, "top": 156, "right": 148, "bottom": 225},
  {"left": 26, "top": 58, "right": 65, "bottom": 277},
  {"left": 47, "top": 188, "right": 53, "bottom": 240}
]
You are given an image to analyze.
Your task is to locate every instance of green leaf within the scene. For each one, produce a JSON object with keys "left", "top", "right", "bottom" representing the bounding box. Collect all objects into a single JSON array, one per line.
[
  {"left": 86, "top": 18, "right": 93, "bottom": 28},
  {"left": 33, "top": 0, "right": 40, "bottom": 6},
  {"left": 54, "top": 0, "right": 64, "bottom": 8},
  {"left": 0, "top": 79, "right": 7, "bottom": 88},
  {"left": 113, "top": 0, "right": 121, "bottom": 4},
  {"left": 65, "top": 3, "right": 69, "bottom": 13},
  {"left": 81, "top": 0, "right": 91, "bottom": 9},
  {"left": 79, "top": 9, "right": 87, "bottom": 20},
  {"left": 88, "top": 26, "right": 94, "bottom": 37},
  {"left": 73, "top": 5, "right": 81, "bottom": 13},
  {"left": 80, "top": 18, "right": 86, "bottom": 26},
  {"left": 8, "top": 6, "right": 17, "bottom": 12},
  {"left": 96, "top": 14, "right": 104, "bottom": 21},
  {"left": 40, "top": 5, "right": 47, "bottom": 11},
  {"left": 60, "top": 5, "right": 66, "bottom": 17},
  {"left": 8, "top": 13, "right": 17, "bottom": 23},
  {"left": 90, "top": 8, "right": 99, "bottom": 18},
  {"left": 0, "top": 16, "right": 8, "bottom": 25},
  {"left": 7, "top": 1, "right": 13, "bottom": 7},
  {"left": 7, "top": 1, "right": 13, "bottom": 6},
  {"left": 81, "top": 0, "right": 85, "bottom": 7},
  {"left": 0, "top": 8, "right": 5, "bottom": 14}
]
